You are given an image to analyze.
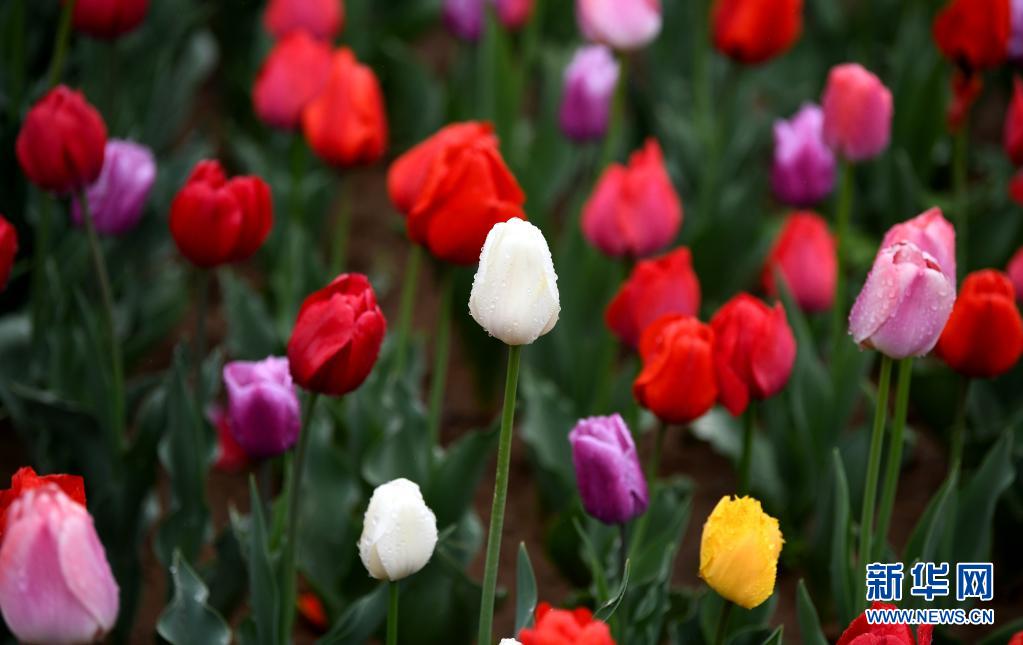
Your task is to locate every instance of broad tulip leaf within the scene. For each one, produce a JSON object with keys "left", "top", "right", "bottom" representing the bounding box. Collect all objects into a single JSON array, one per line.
[
  {"left": 954, "top": 430, "right": 1015, "bottom": 562},
  {"left": 796, "top": 579, "right": 827, "bottom": 645},
  {"left": 594, "top": 559, "right": 631, "bottom": 623},
  {"left": 829, "top": 449, "right": 855, "bottom": 625},
  {"left": 515, "top": 542, "right": 538, "bottom": 632},
  {"left": 246, "top": 478, "right": 279, "bottom": 645},
  {"left": 316, "top": 584, "right": 389, "bottom": 645},
  {"left": 157, "top": 551, "right": 231, "bottom": 645}
]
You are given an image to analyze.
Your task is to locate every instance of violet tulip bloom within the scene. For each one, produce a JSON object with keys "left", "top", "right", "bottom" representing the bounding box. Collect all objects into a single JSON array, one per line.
[
  {"left": 880, "top": 207, "right": 957, "bottom": 282},
  {"left": 569, "top": 414, "right": 649, "bottom": 525},
  {"left": 1011, "top": 0, "right": 1023, "bottom": 61},
  {"left": 770, "top": 104, "right": 836, "bottom": 207},
  {"left": 71, "top": 139, "right": 156, "bottom": 236},
  {"left": 576, "top": 0, "right": 662, "bottom": 51},
  {"left": 821, "top": 63, "right": 893, "bottom": 162},
  {"left": 443, "top": 0, "right": 534, "bottom": 40},
  {"left": 559, "top": 45, "right": 620, "bottom": 142},
  {"left": 223, "top": 357, "right": 302, "bottom": 459}
]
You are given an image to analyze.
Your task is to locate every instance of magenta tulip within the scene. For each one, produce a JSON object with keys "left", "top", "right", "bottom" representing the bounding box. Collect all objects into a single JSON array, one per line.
[
  {"left": 559, "top": 45, "right": 620, "bottom": 142},
  {"left": 771, "top": 104, "right": 836, "bottom": 207},
  {"left": 71, "top": 139, "right": 156, "bottom": 236},
  {"left": 821, "top": 63, "right": 893, "bottom": 162},
  {"left": 569, "top": 414, "right": 649, "bottom": 525},
  {"left": 223, "top": 357, "right": 302, "bottom": 459}
]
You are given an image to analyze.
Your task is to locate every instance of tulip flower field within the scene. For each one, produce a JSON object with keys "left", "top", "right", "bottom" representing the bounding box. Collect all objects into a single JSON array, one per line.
[{"left": 4, "top": 0, "right": 1023, "bottom": 643}]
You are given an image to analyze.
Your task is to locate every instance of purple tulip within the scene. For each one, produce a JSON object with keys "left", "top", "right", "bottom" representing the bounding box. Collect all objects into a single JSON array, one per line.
[
  {"left": 223, "top": 357, "right": 301, "bottom": 459},
  {"left": 1011, "top": 0, "right": 1023, "bottom": 61},
  {"left": 569, "top": 414, "right": 648, "bottom": 525},
  {"left": 71, "top": 139, "right": 156, "bottom": 236},
  {"left": 559, "top": 45, "right": 620, "bottom": 142},
  {"left": 770, "top": 104, "right": 836, "bottom": 207},
  {"left": 443, "top": 0, "right": 483, "bottom": 40}
]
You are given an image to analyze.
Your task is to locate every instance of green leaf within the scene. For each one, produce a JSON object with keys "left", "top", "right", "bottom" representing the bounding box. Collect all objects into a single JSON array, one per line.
[
  {"left": 978, "top": 616, "right": 1023, "bottom": 645},
  {"left": 954, "top": 430, "right": 1015, "bottom": 562},
  {"left": 515, "top": 542, "right": 538, "bottom": 633},
  {"left": 157, "top": 551, "right": 231, "bottom": 645},
  {"left": 316, "top": 585, "right": 389, "bottom": 645},
  {"left": 795, "top": 579, "right": 827, "bottom": 645},
  {"left": 426, "top": 427, "right": 499, "bottom": 529},
  {"left": 759, "top": 625, "right": 784, "bottom": 645},
  {"left": 829, "top": 449, "right": 855, "bottom": 625},
  {"left": 219, "top": 271, "right": 281, "bottom": 360},
  {"left": 246, "top": 478, "right": 280, "bottom": 645},
  {"left": 593, "top": 559, "right": 630, "bottom": 623}
]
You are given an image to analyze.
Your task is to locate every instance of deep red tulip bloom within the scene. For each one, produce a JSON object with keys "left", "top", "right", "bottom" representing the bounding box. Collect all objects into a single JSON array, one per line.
[
  {"left": 711, "top": 0, "right": 802, "bottom": 65},
  {"left": 253, "top": 32, "right": 333, "bottom": 131},
  {"left": 1005, "top": 76, "right": 1023, "bottom": 165},
  {"left": 70, "top": 0, "right": 148, "bottom": 39},
  {"left": 933, "top": 0, "right": 1010, "bottom": 71},
  {"left": 837, "top": 603, "right": 933, "bottom": 645},
  {"left": 264, "top": 0, "right": 343, "bottom": 41},
  {"left": 302, "top": 49, "right": 387, "bottom": 168},
  {"left": 606, "top": 246, "right": 700, "bottom": 348},
  {"left": 287, "top": 273, "right": 386, "bottom": 396},
  {"left": 169, "top": 160, "right": 273, "bottom": 268},
  {"left": 948, "top": 69, "right": 983, "bottom": 133},
  {"left": 633, "top": 314, "right": 717, "bottom": 425},
  {"left": 936, "top": 270, "right": 1023, "bottom": 378},
  {"left": 518, "top": 602, "right": 614, "bottom": 645},
  {"left": 762, "top": 212, "right": 836, "bottom": 312},
  {"left": 1008, "top": 631, "right": 1023, "bottom": 645},
  {"left": 0, "top": 467, "right": 86, "bottom": 542},
  {"left": 0, "top": 216, "right": 18, "bottom": 291},
  {"left": 710, "top": 294, "right": 796, "bottom": 416},
  {"left": 16, "top": 86, "right": 107, "bottom": 194},
  {"left": 1011, "top": 169, "right": 1023, "bottom": 206},
  {"left": 387, "top": 122, "right": 525, "bottom": 265},
  {"left": 297, "top": 592, "right": 329, "bottom": 632}
]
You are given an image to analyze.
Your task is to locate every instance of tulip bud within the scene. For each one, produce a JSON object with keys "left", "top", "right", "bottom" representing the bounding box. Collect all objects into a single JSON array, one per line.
[
  {"left": 1008, "top": 247, "right": 1023, "bottom": 302},
  {"left": 821, "top": 63, "right": 893, "bottom": 162},
  {"left": 711, "top": 0, "right": 802, "bottom": 65},
  {"left": 0, "top": 216, "right": 18, "bottom": 291},
  {"left": 933, "top": 0, "right": 1010, "bottom": 71},
  {"left": 253, "top": 32, "right": 333, "bottom": 131},
  {"left": 633, "top": 315, "right": 717, "bottom": 425},
  {"left": 1005, "top": 77, "right": 1023, "bottom": 165},
  {"left": 582, "top": 139, "right": 682, "bottom": 259},
  {"left": 209, "top": 406, "right": 251, "bottom": 472},
  {"left": 0, "top": 486, "right": 119, "bottom": 644},
  {"left": 0, "top": 468, "right": 86, "bottom": 542},
  {"left": 569, "top": 414, "right": 649, "bottom": 525},
  {"left": 936, "top": 270, "right": 1023, "bottom": 378},
  {"left": 469, "top": 218, "right": 560, "bottom": 345},
  {"left": 880, "top": 207, "right": 957, "bottom": 282},
  {"left": 443, "top": 0, "right": 483, "bottom": 40},
  {"left": 223, "top": 357, "right": 302, "bottom": 459},
  {"left": 606, "top": 246, "right": 700, "bottom": 348},
  {"left": 770, "top": 104, "right": 836, "bottom": 207},
  {"left": 1011, "top": 0, "right": 1023, "bottom": 61},
  {"left": 500, "top": 640, "right": 523, "bottom": 645},
  {"left": 699, "top": 495, "right": 783, "bottom": 610},
  {"left": 358, "top": 478, "right": 437, "bottom": 581},
  {"left": 576, "top": 0, "right": 661, "bottom": 51},
  {"left": 837, "top": 602, "right": 932, "bottom": 645},
  {"left": 559, "top": 45, "right": 620, "bottom": 142},
  {"left": 70, "top": 139, "right": 156, "bottom": 236},
  {"left": 298, "top": 592, "right": 328, "bottom": 632},
  {"left": 762, "top": 212, "right": 836, "bottom": 313},
  {"left": 518, "top": 603, "right": 614, "bottom": 644},
  {"left": 16, "top": 86, "right": 107, "bottom": 195},
  {"left": 287, "top": 273, "right": 387, "bottom": 396},
  {"left": 495, "top": 0, "right": 534, "bottom": 30},
  {"left": 71, "top": 0, "right": 148, "bottom": 39},
  {"left": 849, "top": 242, "right": 956, "bottom": 359},
  {"left": 263, "top": 0, "right": 343, "bottom": 41}
]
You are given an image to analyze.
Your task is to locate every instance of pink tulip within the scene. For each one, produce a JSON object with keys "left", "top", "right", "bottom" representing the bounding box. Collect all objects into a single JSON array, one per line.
[
  {"left": 576, "top": 0, "right": 662, "bottom": 51},
  {"left": 880, "top": 207, "right": 957, "bottom": 282},
  {"left": 849, "top": 242, "right": 956, "bottom": 359},
  {"left": 821, "top": 63, "right": 893, "bottom": 162},
  {"left": 0, "top": 486, "right": 119, "bottom": 644},
  {"left": 1008, "top": 246, "right": 1023, "bottom": 302}
]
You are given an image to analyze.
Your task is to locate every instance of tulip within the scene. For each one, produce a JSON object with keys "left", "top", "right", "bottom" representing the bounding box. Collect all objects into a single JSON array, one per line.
[
  {"left": 633, "top": 314, "right": 717, "bottom": 425},
  {"left": 606, "top": 246, "right": 700, "bottom": 348},
  {"left": 1011, "top": 0, "right": 1023, "bottom": 60},
  {"left": 0, "top": 468, "right": 86, "bottom": 542},
  {"left": 302, "top": 48, "right": 387, "bottom": 167},
  {"left": 699, "top": 495, "right": 783, "bottom": 610},
  {"left": 711, "top": 0, "right": 802, "bottom": 65},
  {"left": 263, "top": 0, "right": 343, "bottom": 41},
  {"left": 209, "top": 406, "right": 250, "bottom": 472},
  {"left": 16, "top": 86, "right": 107, "bottom": 194},
  {"left": 1008, "top": 247, "right": 1023, "bottom": 302},
  {"left": 837, "top": 603, "right": 934, "bottom": 645},
  {"left": 297, "top": 592, "right": 328, "bottom": 632},
  {"left": 559, "top": 45, "right": 620, "bottom": 142},
  {"left": 770, "top": 103, "right": 836, "bottom": 207},
  {"left": 821, "top": 64, "right": 893, "bottom": 162},
  {"left": 576, "top": 0, "right": 661, "bottom": 51},
  {"left": 223, "top": 357, "right": 302, "bottom": 459},
  {"left": 71, "top": 0, "right": 148, "bottom": 39},
  {"left": 253, "top": 32, "right": 333, "bottom": 131},
  {"left": 518, "top": 602, "right": 614, "bottom": 645},
  {"left": 500, "top": 640, "right": 523, "bottom": 645},
  {"left": 0, "top": 486, "right": 119, "bottom": 644},
  {"left": 849, "top": 242, "right": 956, "bottom": 359},
  {"left": 469, "top": 218, "right": 560, "bottom": 345},
  {"left": 1009, "top": 631, "right": 1023, "bottom": 645},
  {"left": 443, "top": 0, "right": 483, "bottom": 39},
  {"left": 70, "top": 139, "right": 156, "bottom": 236},
  {"left": 1005, "top": 76, "right": 1023, "bottom": 165},
  {"left": 388, "top": 122, "right": 526, "bottom": 265},
  {"left": 947, "top": 70, "right": 984, "bottom": 133},
  {"left": 358, "top": 478, "right": 438, "bottom": 581},
  {"left": 169, "top": 160, "right": 273, "bottom": 268},
  {"left": 0, "top": 216, "right": 18, "bottom": 291},
  {"left": 880, "top": 207, "right": 957, "bottom": 282},
  {"left": 762, "top": 212, "right": 836, "bottom": 312},
  {"left": 569, "top": 414, "right": 649, "bottom": 525},
  {"left": 495, "top": 0, "right": 534, "bottom": 30},
  {"left": 582, "top": 139, "right": 682, "bottom": 259},
  {"left": 933, "top": 0, "right": 1010, "bottom": 71},
  {"left": 936, "top": 270, "right": 1023, "bottom": 378},
  {"left": 1012, "top": 169, "right": 1023, "bottom": 206}
]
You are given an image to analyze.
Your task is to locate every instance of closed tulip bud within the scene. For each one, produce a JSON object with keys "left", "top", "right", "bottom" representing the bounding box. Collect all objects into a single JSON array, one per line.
[
  {"left": 443, "top": 0, "right": 483, "bottom": 40},
  {"left": 837, "top": 602, "right": 933, "bottom": 645},
  {"left": 500, "top": 640, "right": 523, "bottom": 645},
  {"left": 0, "top": 486, "right": 119, "bottom": 644},
  {"left": 302, "top": 49, "right": 387, "bottom": 167},
  {"left": 710, "top": 294, "right": 796, "bottom": 416},
  {"left": 358, "top": 478, "right": 437, "bottom": 581},
  {"left": 223, "top": 357, "right": 302, "bottom": 459},
  {"left": 518, "top": 603, "right": 614, "bottom": 645},
  {"left": 70, "top": 140, "right": 156, "bottom": 236},
  {"left": 770, "top": 104, "right": 836, "bottom": 207},
  {"left": 297, "top": 592, "right": 328, "bottom": 632},
  {"left": 821, "top": 64, "right": 893, "bottom": 162},
  {"left": 576, "top": 0, "right": 662, "bottom": 51},
  {"left": 469, "top": 218, "right": 560, "bottom": 345},
  {"left": 699, "top": 495, "right": 783, "bottom": 610},
  {"left": 582, "top": 139, "right": 682, "bottom": 259},
  {"left": 253, "top": 32, "right": 333, "bottom": 131},
  {"left": 170, "top": 160, "right": 273, "bottom": 268},
  {"left": 762, "top": 212, "right": 836, "bottom": 313},
  {"left": 936, "top": 270, "right": 1023, "bottom": 378},
  {"left": 0, "top": 468, "right": 86, "bottom": 543},
  {"left": 287, "top": 273, "right": 387, "bottom": 396},
  {"left": 569, "top": 414, "right": 649, "bottom": 525},
  {"left": 633, "top": 315, "right": 717, "bottom": 425},
  {"left": 849, "top": 242, "right": 956, "bottom": 359},
  {"left": 711, "top": 0, "right": 802, "bottom": 65},
  {"left": 880, "top": 207, "right": 957, "bottom": 282},
  {"left": 495, "top": 0, "right": 534, "bottom": 30},
  {"left": 16, "top": 86, "right": 107, "bottom": 194},
  {"left": 606, "top": 246, "right": 700, "bottom": 348},
  {"left": 70, "top": 0, "right": 148, "bottom": 39},
  {"left": 1005, "top": 77, "right": 1023, "bottom": 165},
  {"left": 209, "top": 406, "right": 251, "bottom": 473},
  {"left": 0, "top": 216, "right": 18, "bottom": 291},
  {"left": 933, "top": 0, "right": 1010, "bottom": 71},
  {"left": 263, "top": 0, "right": 343, "bottom": 41},
  {"left": 559, "top": 45, "right": 620, "bottom": 142},
  {"left": 1008, "top": 247, "right": 1023, "bottom": 302},
  {"left": 1011, "top": 0, "right": 1023, "bottom": 61}
]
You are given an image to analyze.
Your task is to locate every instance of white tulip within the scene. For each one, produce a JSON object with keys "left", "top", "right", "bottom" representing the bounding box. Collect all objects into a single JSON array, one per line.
[
  {"left": 469, "top": 218, "right": 560, "bottom": 345},
  {"left": 499, "top": 640, "right": 523, "bottom": 645},
  {"left": 358, "top": 478, "right": 438, "bottom": 581}
]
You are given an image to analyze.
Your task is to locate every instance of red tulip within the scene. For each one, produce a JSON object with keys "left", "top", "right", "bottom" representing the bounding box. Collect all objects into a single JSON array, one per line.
[
  {"left": 210, "top": 406, "right": 250, "bottom": 473},
  {"left": 633, "top": 314, "right": 717, "bottom": 425},
  {"left": 711, "top": 0, "right": 802, "bottom": 65},
  {"left": 0, "top": 467, "right": 86, "bottom": 542},
  {"left": 1008, "top": 246, "right": 1023, "bottom": 302},
  {"left": 936, "top": 269, "right": 1023, "bottom": 378},
  {"left": 253, "top": 32, "right": 333, "bottom": 130},
  {"left": 948, "top": 69, "right": 983, "bottom": 132},
  {"left": 933, "top": 0, "right": 1010, "bottom": 71},
  {"left": 70, "top": 0, "right": 148, "bottom": 39},
  {"left": 264, "top": 0, "right": 343, "bottom": 41},
  {"left": 1005, "top": 76, "right": 1023, "bottom": 165},
  {"left": 1011, "top": 169, "right": 1023, "bottom": 206},
  {"left": 606, "top": 246, "right": 701, "bottom": 348},
  {"left": 16, "top": 86, "right": 107, "bottom": 194},
  {"left": 837, "top": 602, "right": 933, "bottom": 645},
  {"left": 287, "top": 273, "right": 386, "bottom": 396},
  {"left": 710, "top": 294, "right": 796, "bottom": 416},
  {"left": 169, "top": 160, "right": 273, "bottom": 268},
  {"left": 762, "top": 212, "right": 836, "bottom": 313},
  {"left": 1008, "top": 631, "right": 1023, "bottom": 645},
  {"left": 387, "top": 122, "right": 525, "bottom": 265},
  {"left": 0, "top": 216, "right": 18, "bottom": 291},
  {"left": 302, "top": 48, "right": 387, "bottom": 168},
  {"left": 518, "top": 602, "right": 614, "bottom": 645}
]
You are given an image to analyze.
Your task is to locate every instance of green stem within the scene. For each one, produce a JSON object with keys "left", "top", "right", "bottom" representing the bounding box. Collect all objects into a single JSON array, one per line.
[
  {"left": 387, "top": 581, "right": 399, "bottom": 645},
  {"left": 598, "top": 54, "right": 628, "bottom": 170},
  {"left": 477, "top": 345, "right": 522, "bottom": 645},
  {"left": 832, "top": 162, "right": 854, "bottom": 352},
  {"left": 47, "top": 0, "right": 76, "bottom": 88},
  {"left": 394, "top": 245, "right": 422, "bottom": 374},
  {"left": 194, "top": 270, "right": 208, "bottom": 386},
  {"left": 330, "top": 176, "right": 350, "bottom": 275},
  {"left": 953, "top": 125, "right": 968, "bottom": 275},
  {"left": 426, "top": 268, "right": 454, "bottom": 448},
  {"left": 281, "top": 393, "right": 319, "bottom": 643},
  {"left": 858, "top": 355, "right": 893, "bottom": 600},
  {"left": 713, "top": 600, "right": 734, "bottom": 645},
  {"left": 738, "top": 403, "right": 756, "bottom": 495},
  {"left": 31, "top": 197, "right": 52, "bottom": 351},
  {"left": 694, "top": 0, "right": 717, "bottom": 228},
  {"left": 949, "top": 377, "right": 970, "bottom": 474},
  {"left": 645, "top": 422, "right": 665, "bottom": 486},
  {"left": 873, "top": 358, "right": 913, "bottom": 558},
  {"left": 286, "top": 135, "right": 306, "bottom": 321}
]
